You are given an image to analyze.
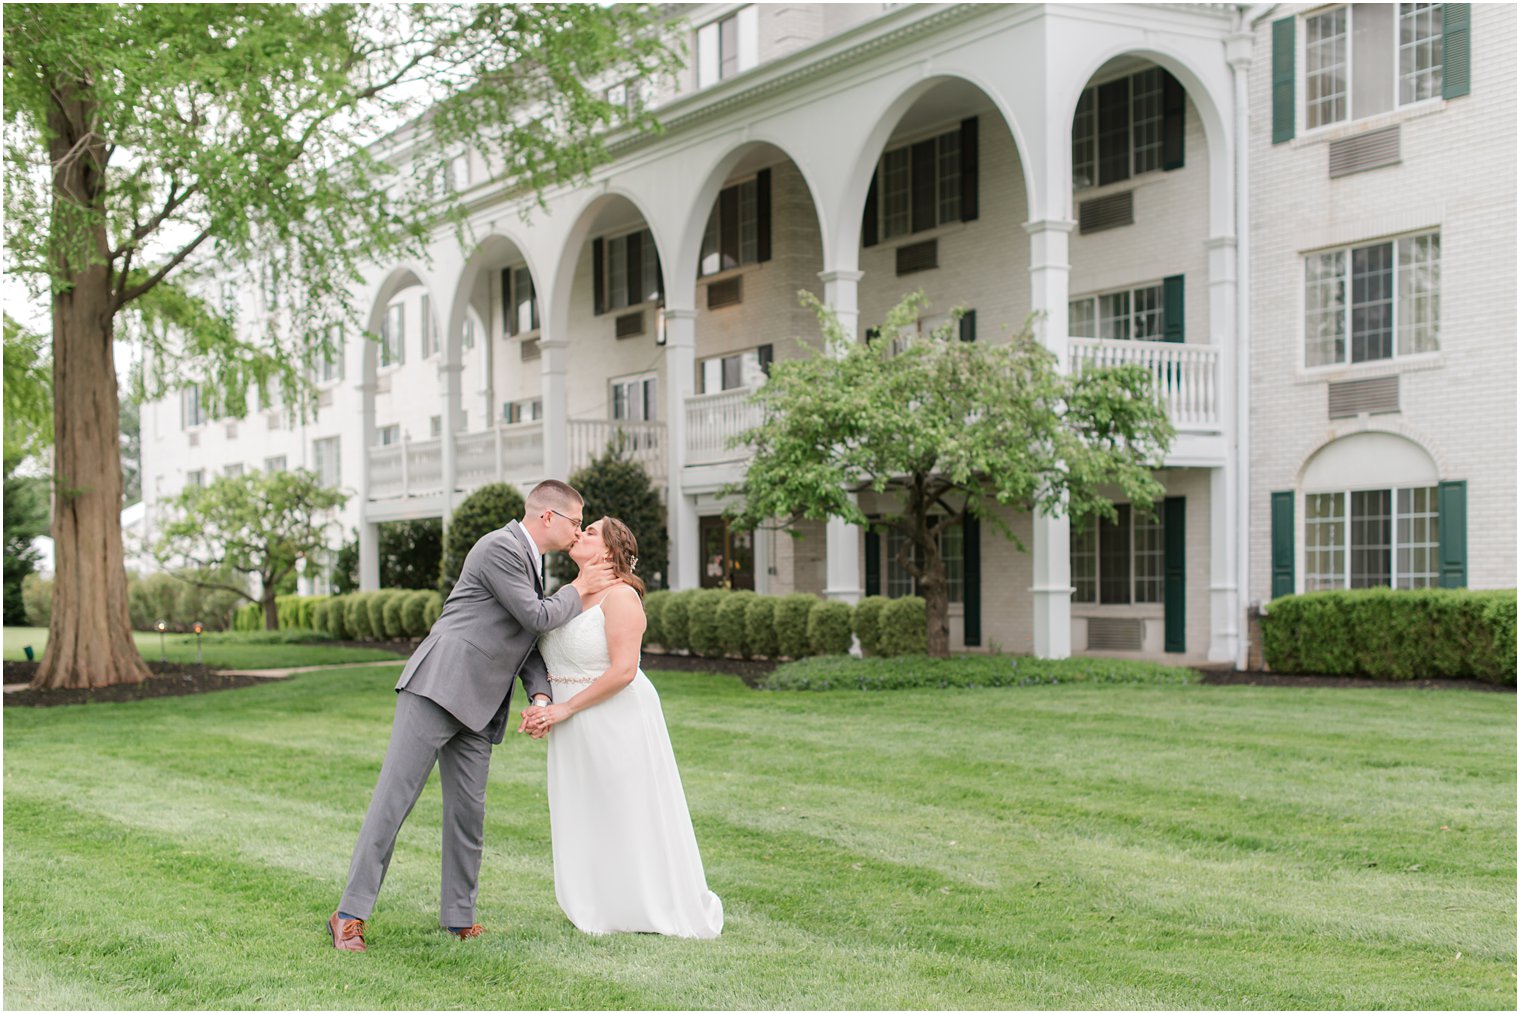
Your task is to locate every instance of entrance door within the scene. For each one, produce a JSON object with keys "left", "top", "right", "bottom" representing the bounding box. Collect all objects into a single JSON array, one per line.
[{"left": 699, "top": 515, "right": 755, "bottom": 590}]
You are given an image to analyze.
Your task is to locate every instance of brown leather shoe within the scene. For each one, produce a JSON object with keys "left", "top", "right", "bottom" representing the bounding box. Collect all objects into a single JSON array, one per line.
[
  {"left": 448, "top": 924, "right": 484, "bottom": 940},
  {"left": 328, "top": 911, "right": 366, "bottom": 952}
]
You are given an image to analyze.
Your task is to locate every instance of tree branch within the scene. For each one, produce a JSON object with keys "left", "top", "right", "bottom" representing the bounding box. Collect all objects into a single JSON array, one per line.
[{"left": 115, "top": 225, "right": 212, "bottom": 308}]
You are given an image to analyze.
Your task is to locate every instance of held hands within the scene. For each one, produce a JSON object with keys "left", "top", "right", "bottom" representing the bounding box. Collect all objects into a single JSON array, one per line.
[
  {"left": 517, "top": 701, "right": 571, "bottom": 739},
  {"left": 570, "top": 560, "right": 617, "bottom": 605}
]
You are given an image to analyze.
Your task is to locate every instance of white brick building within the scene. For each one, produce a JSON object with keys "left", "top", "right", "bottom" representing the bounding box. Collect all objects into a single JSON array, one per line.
[{"left": 140, "top": 3, "right": 1515, "bottom": 666}]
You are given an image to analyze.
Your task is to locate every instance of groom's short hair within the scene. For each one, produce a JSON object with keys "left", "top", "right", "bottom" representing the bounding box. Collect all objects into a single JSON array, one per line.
[{"left": 525, "top": 479, "right": 582, "bottom": 517}]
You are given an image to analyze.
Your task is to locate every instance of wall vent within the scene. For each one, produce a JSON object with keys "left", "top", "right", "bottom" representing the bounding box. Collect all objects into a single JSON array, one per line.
[
  {"left": 1328, "top": 376, "right": 1399, "bottom": 418},
  {"left": 706, "top": 276, "right": 743, "bottom": 309},
  {"left": 1086, "top": 617, "right": 1144, "bottom": 651},
  {"left": 895, "top": 239, "right": 939, "bottom": 276},
  {"left": 1079, "top": 191, "right": 1134, "bottom": 234},
  {"left": 266, "top": 410, "right": 282, "bottom": 430},
  {"left": 375, "top": 373, "right": 391, "bottom": 394},
  {"left": 520, "top": 337, "right": 541, "bottom": 362},
  {"left": 615, "top": 311, "right": 645, "bottom": 339},
  {"left": 1329, "top": 126, "right": 1401, "bottom": 178},
  {"left": 317, "top": 388, "right": 334, "bottom": 409},
  {"left": 187, "top": 431, "right": 199, "bottom": 448},
  {"left": 224, "top": 422, "right": 238, "bottom": 440}
]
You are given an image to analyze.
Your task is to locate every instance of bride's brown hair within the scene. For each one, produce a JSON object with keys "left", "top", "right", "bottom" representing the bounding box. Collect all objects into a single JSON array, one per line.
[{"left": 596, "top": 516, "right": 646, "bottom": 599}]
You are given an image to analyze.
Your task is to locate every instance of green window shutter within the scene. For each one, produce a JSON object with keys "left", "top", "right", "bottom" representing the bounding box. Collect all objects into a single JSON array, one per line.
[
  {"left": 1161, "top": 71, "right": 1186, "bottom": 170},
  {"left": 1270, "top": 491, "right": 1295, "bottom": 598},
  {"left": 862, "top": 168, "right": 879, "bottom": 248},
  {"left": 1162, "top": 275, "right": 1185, "bottom": 342},
  {"left": 501, "top": 267, "right": 515, "bottom": 337},
  {"left": 625, "top": 231, "right": 643, "bottom": 308},
  {"left": 592, "top": 237, "right": 606, "bottom": 315},
  {"left": 1272, "top": 17, "right": 1296, "bottom": 144},
  {"left": 756, "top": 168, "right": 772, "bottom": 263},
  {"left": 962, "top": 516, "right": 981, "bottom": 647},
  {"left": 1437, "top": 480, "right": 1467, "bottom": 587},
  {"left": 959, "top": 309, "right": 976, "bottom": 343},
  {"left": 1442, "top": 4, "right": 1471, "bottom": 99},
  {"left": 1163, "top": 497, "right": 1186, "bottom": 653},
  {"left": 959, "top": 116, "right": 979, "bottom": 222},
  {"left": 864, "top": 525, "right": 881, "bottom": 597}
]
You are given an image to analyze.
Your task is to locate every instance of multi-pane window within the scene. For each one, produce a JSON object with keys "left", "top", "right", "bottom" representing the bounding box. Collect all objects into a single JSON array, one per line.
[
  {"left": 1304, "top": 233, "right": 1439, "bottom": 367},
  {"left": 611, "top": 374, "right": 657, "bottom": 422},
  {"left": 223, "top": 464, "right": 244, "bottom": 480},
  {"left": 1305, "top": 486, "right": 1439, "bottom": 590},
  {"left": 503, "top": 265, "right": 539, "bottom": 335},
  {"left": 875, "top": 127, "right": 962, "bottom": 241},
  {"left": 316, "top": 326, "right": 344, "bottom": 383},
  {"left": 605, "top": 79, "right": 652, "bottom": 116},
  {"left": 696, "top": 7, "right": 755, "bottom": 88},
  {"left": 185, "top": 469, "right": 205, "bottom": 489},
  {"left": 700, "top": 345, "right": 772, "bottom": 394},
  {"left": 882, "top": 522, "right": 965, "bottom": 604},
  {"left": 1073, "top": 67, "right": 1170, "bottom": 190},
  {"left": 1071, "top": 504, "right": 1164, "bottom": 605},
  {"left": 503, "top": 398, "right": 543, "bottom": 424},
  {"left": 380, "top": 302, "right": 405, "bottom": 367},
  {"left": 1305, "top": 4, "right": 1443, "bottom": 130},
  {"left": 263, "top": 455, "right": 287, "bottom": 473},
  {"left": 377, "top": 424, "right": 400, "bottom": 446},
  {"left": 462, "top": 317, "right": 476, "bottom": 350},
  {"left": 1069, "top": 284, "right": 1165, "bottom": 342},
  {"left": 180, "top": 384, "right": 204, "bottom": 429},
  {"left": 700, "top": 178, "right": 760, "bottom": 276},
  {"left": 313, "top": 436, "right": 341, "bottom": 489},
  {"left": 600, "top": 230, "right": 661, "bottom": 312}
]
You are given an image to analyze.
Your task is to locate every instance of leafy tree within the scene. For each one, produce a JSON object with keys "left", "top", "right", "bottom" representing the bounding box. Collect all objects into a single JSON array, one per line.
[
  {"left": 3, "top": 455, "right": 50, "bottom": 626},
  {"left": 380, "top": 519, "right": 444, "bottom": 590},
  {"left": 332, "top": 533, "right": 360, "bottom": 596},
  {"left": 153, "top": 469, "right": 347, "bottom": 630},
  {"left": 550, "top": 438, "right": 669, "bottom": 588},
  {"left": 441, "top": 483, "right": 527, "bottom": 595},
  {"left": 119, "top": 394, "right": 141, "bottom": 506},
  {"left": 4, "top": 5, "right": 677, "bottom": 687},
  {"left": 728, "top": 292, "right": 1175, "bottom": 657},
  {"left": 3, "top": 318, "right": 54, "bottom": 626}
]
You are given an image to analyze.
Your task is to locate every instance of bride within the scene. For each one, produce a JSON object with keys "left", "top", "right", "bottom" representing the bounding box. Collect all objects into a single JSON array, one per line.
[{"left": 521, "top": 517, "right": 723, "bottom": 939}]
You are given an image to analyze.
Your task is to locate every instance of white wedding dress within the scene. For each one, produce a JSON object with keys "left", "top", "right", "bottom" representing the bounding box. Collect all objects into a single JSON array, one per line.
[{"left": 539, "top": 600, "right": 724, "bottom": 938}]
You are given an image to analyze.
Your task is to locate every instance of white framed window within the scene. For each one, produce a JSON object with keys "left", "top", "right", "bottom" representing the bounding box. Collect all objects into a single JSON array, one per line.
[
  {"left": 380, "top": 302, "right": 405, "bottom": 367},
  {"left": 700, "top": 177, "right": 761, "bottom": 276},
  {"left": 180, "top": 384, "right": 205, "bottom": 429},
  {"left": 313, "top": 436, "right": 341, "bottom": 489},
  {"left": 1304, "top": 4, "right": 1444, "bottom": 131},
  {"left": 696, "top": 6, "right": 758, "bottom": 88},
  {"left": 503, "top": 264, "right": 539, "bottom": 336},
  {"left": 1070, "top": 283, "right": 1165, "bottom": 342},
  {"left": 882, "top": 521, "right": 965, "bottom": 604},
  {"left": 263, "top": 455, "right": 287, "bottom": 473},
  {"left": 606, "top": 78, "right": 653, "bottom": 115},
  {"left": 700, "top": 344, "right": 772, "bottom": 394},
  {"left": 315, "top": 325, "right": 344, "bottom": 383},
  {"left": 1304, "top": 232, "right": 1439, "bottom": 367},
  {"left": 1073, "top": 67, "right": 1170, "bottom": 190},
  {"left": 429, "top": 416, "right": 442, "bottom": 439},
  {"left": 875, "top": 126, "right": 962, "bottom": 241},
  {"left": 1305, "top": 485, "right": 1439, "bottom": 590},
  {"left": 377, "top": 424, "right": 400, "bottom": 446},
  {"left": 462, "top": 317, "right": 475, "bottom": 350},
  {"left": 611, "top": 373, "right": 657, "bottom": 423},
  {"left": 503, "top": 398, "right": 543, "bottom": 424},
  {"left": 185, "top": 469, "right": 205, "bottom": 490},
  {"left": 1071, "top": 504, "right": 1164, "bottom": 605},
  {"left": 600, "top": 229, "right": 661, "bottom": 312},
  {"left": 223, "top": 464, "right": 244, "bottom": 479}
]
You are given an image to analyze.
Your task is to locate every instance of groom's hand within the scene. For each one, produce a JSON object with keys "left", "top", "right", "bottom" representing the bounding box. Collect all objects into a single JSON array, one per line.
[
  {"left": 570, "top": 560, "right": 618, "bottom": 603},
  {"left": 517, "top": 705, "right": 551, "bottom": 739}
]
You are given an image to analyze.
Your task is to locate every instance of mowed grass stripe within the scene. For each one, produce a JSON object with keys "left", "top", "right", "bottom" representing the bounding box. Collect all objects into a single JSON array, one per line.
[{"left": 4, "top": 668, "right": 1513, "bottom": 1009}]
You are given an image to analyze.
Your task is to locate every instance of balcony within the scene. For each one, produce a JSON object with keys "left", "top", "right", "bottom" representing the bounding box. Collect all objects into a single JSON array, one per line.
[
  {"left": 1069, "top": 338, "right": 1222, "bottom": 432},
  {"left": 686, "top": 386, "right": 763, "bottom": 466},
  {"left": 368, "top": 437, "right": 443, "bottom": 500}
]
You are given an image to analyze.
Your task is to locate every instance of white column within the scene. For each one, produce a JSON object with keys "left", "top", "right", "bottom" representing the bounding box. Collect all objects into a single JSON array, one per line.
[
  {"left": 540, "top": 323, "right": 569, "bottom": 480},
  {"left": 818, "top": 268, "right": 864, "bottom": 604},
  {"left": 1025, "top": 218, "right": 1077, "bottom": 658},
  {"left": 1228, "top": 27, "right": 1255, "bottom": 670},
  {"left": 438, "top": 356, "right": 463, "bottom": 519},
  {"left": 355, "top": 377, "right": 379, "bottom": 590},
  {"left": 359, "top": 521, "right": 380, "bottom": 590},
  {"left": 662, "top": 307, "right": 700, "bottom": 591},
  {"left": 1207, "top": 235, "right": 1240, "bottom": 663}
]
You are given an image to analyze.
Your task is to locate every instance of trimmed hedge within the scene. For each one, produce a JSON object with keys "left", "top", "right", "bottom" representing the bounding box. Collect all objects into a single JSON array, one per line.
[
  {"left": 853, "top": 595, "right": 890, "bottom": 656},
  {"left": 660, "top": 589, "right": 699, "bottom": 653},
  {"left": 422, "top": 592, "right": 444, "bottom": 630},
  {"left": 716, "top": 590, "right": 758, "bottom": 658},
  {"left": 774, "top": 593, "right": 816, "bottom": 659},
  {"left": 382, "top": 592, "right": 408, "bottom": 640},
  {"left": 400, "top": 591, "right": 428, "bottom": 637},
  {"left": 345, "top": 592, "right": 375, "bottom": 640},
  {"left": 877, "top": 596, "right": 928, "bottom": 657},
  {"left": 234, "top": 602, "right": 262, "bottom": 632},
  {"left": 687, "top": 589, "right": 728, "bottom": 657},
  {"left": 762, "top": 654, "right": 1197, "bottom": 692},
  {"left": 807, "top": 600, "right": 854, "bottom": 656},
  {"left": 744, "top": 595, "right": 779, "bottom": 660},
  {"left": 1262, "top": 588, "right": 1516, "bottom": 684},
  {"left": 643, "top": 590, "right": 671, "bottom": 648}
]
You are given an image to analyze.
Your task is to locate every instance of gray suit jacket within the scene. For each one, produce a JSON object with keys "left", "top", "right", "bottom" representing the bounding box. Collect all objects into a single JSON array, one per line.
[{"left": 395, "top": 520, "right": 581, "bottom": 743}]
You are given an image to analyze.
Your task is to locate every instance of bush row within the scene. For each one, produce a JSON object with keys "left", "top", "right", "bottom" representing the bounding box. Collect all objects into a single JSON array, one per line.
[
  {"left": 639, "top": 589, "right": 930, "bottom": 660},
  {"left": 24, "top": 572, "right": 247, "bottom": 633},
  {"left": 322, "top": 589, "right": 445, "bottom": 641},
  {"left": 761, "top": 654, "right": 1198, "bottom": 692},
  {"left": 1261, "top": 588, "right": 1516, "bottom": 684}
]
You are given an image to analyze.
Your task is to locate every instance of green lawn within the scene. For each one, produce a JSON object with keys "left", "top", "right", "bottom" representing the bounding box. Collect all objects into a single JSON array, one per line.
[
  {"left": 3, "top": 627, "right": 404, "bottom": 670},
  {"left": 4, "top": 666, "right": 1514, "bottom": 1010}
]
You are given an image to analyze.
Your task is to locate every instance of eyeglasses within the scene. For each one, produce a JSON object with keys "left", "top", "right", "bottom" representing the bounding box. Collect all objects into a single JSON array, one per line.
[{"left": 549, "top": 508, "right": 583, "bottom": 531}]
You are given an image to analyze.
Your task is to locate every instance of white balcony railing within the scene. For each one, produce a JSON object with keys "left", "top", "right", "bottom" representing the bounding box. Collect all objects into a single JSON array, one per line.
[
  {"left": 455, "top": 421, "right": 546, "bottom": 490},
  {"left": 569, "top": 418, "right": 666, "bottom": 480},
  {"left": 685, "top": 386, "right": 763, "bottom": 466},
  {"left": 1069, "top": 338, "right": 1221, "bottom": 431},
  {"left": 366, "top": 436, "right": 443, "bottom": 500}
]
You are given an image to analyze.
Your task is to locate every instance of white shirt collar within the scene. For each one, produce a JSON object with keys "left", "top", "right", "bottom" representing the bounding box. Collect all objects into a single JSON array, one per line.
[{"left": 518, "top": 522, "right": 544, "bottom": 579}]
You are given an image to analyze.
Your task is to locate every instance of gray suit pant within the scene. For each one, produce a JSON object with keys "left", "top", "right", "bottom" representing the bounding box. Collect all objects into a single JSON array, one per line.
[{"left": 339, "top": 690, "right": 493, "bottom": 928}]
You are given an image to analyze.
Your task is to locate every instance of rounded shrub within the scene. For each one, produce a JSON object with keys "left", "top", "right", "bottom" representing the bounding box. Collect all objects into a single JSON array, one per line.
[
  {"left": 774, "top": 593, "right": 818, "bottom": 659},
  {"left": 877, "top": 596, "right": 928, "bottom": 657},
  {"left": 744, "top": 595, "right": 779, "bottom": 660},
  {"left": 421, "top": 591, "right": 445, "bottom": 630},
  {"left": 276, "top": 594, "right": 301, "bottom": 629},
  {"left": 716, "top": 590, "right": 759, "bottom": 658},
  {"left": 233, "top": 602, "right": 262, "bottom": 632},
  {"left": 807, "top": 600, "right": 854, "bottom": 656},
  {"left": 643, "top": 590, "right": 671, "bottom": 648},
  {"left": 660, "top": 589, "right": 700, "bottom": 653},
  {"left": 400, "top": 591, "right": 430, "bottom": 637},
  {"left": 324, "top": 596, "right": 350, "bottom": 640},
  {"left": 21, "top": 573, "right": 52, "bottom": 627},
  {"left": 688, "top": 589, "right": 728, "bottom": 657},
  {"left": 310, "top": 600, "right": 330, "bottom": 636},
  {"left": 441, "top": 483, "right": 526, "bottom": 595},
  {"left": 299, "top": 596, "right": 329, "bottom": 631},
  {"left": 345, "top": 592, "right": 375, "bottom": 641},
  {"left": 378, "top": 590, "right": 409, "bottom": 640},
  {"left": 853, "top": 596, "right": 890, "bottom": 656}
]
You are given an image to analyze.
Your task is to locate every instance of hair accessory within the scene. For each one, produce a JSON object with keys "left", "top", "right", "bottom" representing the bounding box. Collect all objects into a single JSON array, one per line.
[{"left": 630, "top": 555, "right": 639, "bottom": 571}]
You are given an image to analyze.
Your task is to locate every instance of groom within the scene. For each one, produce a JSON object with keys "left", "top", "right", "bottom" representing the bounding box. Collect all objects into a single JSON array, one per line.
[{"left": 328, "top": 479, "right": 614, "bottom": 952}]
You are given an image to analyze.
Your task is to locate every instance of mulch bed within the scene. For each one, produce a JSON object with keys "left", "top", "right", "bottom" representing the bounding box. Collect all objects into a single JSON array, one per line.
[
  {"left": 3, "top": 661, "right": 271, "bottom": 709},
  {"left": 641, "top": 652, "right": 778, "bottom": 688}
]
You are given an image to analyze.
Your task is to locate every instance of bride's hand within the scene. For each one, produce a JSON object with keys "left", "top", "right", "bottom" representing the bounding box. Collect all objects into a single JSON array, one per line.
[{"left": 535, "top": 702, "right": 572, "bottom": 733}]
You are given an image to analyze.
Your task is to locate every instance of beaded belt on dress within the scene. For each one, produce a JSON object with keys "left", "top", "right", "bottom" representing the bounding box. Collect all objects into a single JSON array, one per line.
[{"left": 547, "top": 673, "right": 596, "bottom": 685}]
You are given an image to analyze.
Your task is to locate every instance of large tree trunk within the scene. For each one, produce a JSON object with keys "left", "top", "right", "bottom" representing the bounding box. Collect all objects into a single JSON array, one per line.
[
  {"left": 263, "top": 590, "right": 280, "bottom": 631},
  {"left": 33, "top": 74, "right": 151, "bottom": 690},
  {"left": 920, "top": 574, "right": 952, "bottom": 658}
]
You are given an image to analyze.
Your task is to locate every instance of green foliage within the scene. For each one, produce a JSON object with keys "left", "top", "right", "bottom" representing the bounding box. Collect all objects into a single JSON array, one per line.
[
  {"left": 380, "top": 519, "right": 444, "bottom": 590},
  {"left": 127, "top": 571, "right": 245, "bottom": 632},
  {"left": 660, "top": 589, "right": 700, "bottom": 653},
  {"left": 773, "top": 593, "right": 817, "bottom": 659},
  {"left": 233, "top": 603, "right": 262, "bottom": 632},
  {"left": 380, "top": 592, "right": 406, "bottom": 640},
  {"left": 853, "top": 596, "right": 890, "bottom": 657},
  {"left": 322, "top": 596, "right": 350, "bottom": 640},
  {"left": 744, "top": 595, "right": 779, "bottom": 660},
  {"left": 807, "top": 600, "right": 855, "bottom": 656},
  {"left": 442, "top": 483, "right": 526, "bottom": 594},
  {"left": 552, "top": 438, "right": 669, "bottom": 588},
  {"left": 421, "top": 592, "right": 444, "bottom": 630},
  {"left": 365, "top": 590, "right": 399, "bottom": 640},
  {"left": 2, "top": 318, "right": 51, "bottom": 461},
  {"left": 344, "top": 592, "right": 375, "bottom": 641},
  {"left": 298, "top": 596, "right": 327, "bottom": 630},
  {"left": 761, "top": 654, "right": 1198, "bottom": 691},
  {"left": 687, "top": 589, "right": 728, "bottom": 657},
  {"left": 642, "top": 590, "right": 671, "bottom": 648},
  {"left": 716, "top": 591, "right": 759, "bottom": 658},
  {"left": 3, "top": 455, "right": 48, "bottom": 625},
  {"left": 1261, "top": 588, "right": 1517, "bottom": 684},
  {"left": 878, "top": 597, "right": 929, "bottom": 657},
  {"left": 331, "top": 536, "right": 360, "bottom": 596},
  {"left": 728, "top": 292, "right": 1174, "bottom": 656},
  {"left": 21, "top": 573, "right": 51, "bottom": 628},
  {"left": 399, "top": 591, "right": 427, "bottom": 638}
]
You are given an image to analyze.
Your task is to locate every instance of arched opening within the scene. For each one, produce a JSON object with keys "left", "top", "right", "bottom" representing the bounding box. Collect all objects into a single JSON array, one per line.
[{"left": 361, "top": 266, "right": 444, "bottom": 502}]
